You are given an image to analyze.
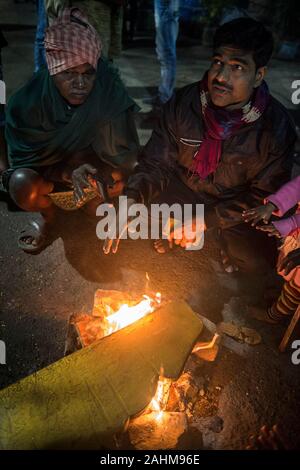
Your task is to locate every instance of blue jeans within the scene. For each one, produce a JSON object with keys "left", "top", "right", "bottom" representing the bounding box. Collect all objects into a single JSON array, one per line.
[
  {"left": 34, "top": 0, "right": 47, "bottom": 72},
  {"left": 154, "top": 0, "right": 180, "bottom": 103},
  {"left": 0, "top": 50, "right": 5, "bottom": 128}
]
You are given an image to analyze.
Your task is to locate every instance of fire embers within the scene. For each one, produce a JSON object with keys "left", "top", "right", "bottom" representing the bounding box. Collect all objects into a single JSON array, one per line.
[
  {"left": 127, "top": 373, "right": 208, "bottom": 450},
  {"left": 128, "top": 410, "right": 189, "bottom": 450},
  {"left": 128, "top": 375, "right": 188, "bottom": 450}
]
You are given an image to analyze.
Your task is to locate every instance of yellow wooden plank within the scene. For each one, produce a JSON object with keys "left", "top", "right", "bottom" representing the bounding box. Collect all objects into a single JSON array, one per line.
[{"left": 0, "top": 301, "right": 203, "bottom": 449}]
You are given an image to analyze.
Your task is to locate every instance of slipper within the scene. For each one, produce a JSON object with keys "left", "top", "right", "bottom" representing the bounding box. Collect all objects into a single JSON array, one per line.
[
  {"left": 18, "top": 220, "right": 49, "bottom": 254},
  {"left": 218, "top": 321, "right": 262, "bottom": 345}
]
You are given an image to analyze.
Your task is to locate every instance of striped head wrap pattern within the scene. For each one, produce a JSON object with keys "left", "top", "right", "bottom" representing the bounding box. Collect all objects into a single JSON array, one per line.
[{"left": 45, "top": 7, "right": 102, "bottom": 76}]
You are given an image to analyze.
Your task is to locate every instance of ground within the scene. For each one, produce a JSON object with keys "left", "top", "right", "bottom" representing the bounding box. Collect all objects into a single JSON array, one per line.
[{"left": 0, "top": 1, "right": 300, "bottom": 450}]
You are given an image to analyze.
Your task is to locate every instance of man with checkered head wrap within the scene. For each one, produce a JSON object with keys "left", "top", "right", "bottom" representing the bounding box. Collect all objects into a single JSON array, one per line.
[
  {"left": 45, "top": 7, "right": 101, "bottom": 76},
  {"left": 44, "top": 7, "right": 101, "bottom": 106},
  {"left": 4, "top": 7, "right": 139, "bottom": 253}
]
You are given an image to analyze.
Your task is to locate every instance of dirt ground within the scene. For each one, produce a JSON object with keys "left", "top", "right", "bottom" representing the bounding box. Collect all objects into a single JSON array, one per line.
[{"left": 0, "top": 1, "right": 300, "bottom": 450}]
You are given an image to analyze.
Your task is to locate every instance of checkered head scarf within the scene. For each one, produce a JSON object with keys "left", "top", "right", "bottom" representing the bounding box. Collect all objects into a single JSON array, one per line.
[{"left": 45, "top": 8, "right": 102, "bottom": 76}]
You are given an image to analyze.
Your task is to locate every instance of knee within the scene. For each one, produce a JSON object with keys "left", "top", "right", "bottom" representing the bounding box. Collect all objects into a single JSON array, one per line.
[
  {"left": 238, "top": 256, "right": 269, "bottom": 274},
  {"left": 221, "top": 226, "right": 274, "bottom": 274},
  {"left": 9, "top": 168, "right": 53, "bottom": 211}
]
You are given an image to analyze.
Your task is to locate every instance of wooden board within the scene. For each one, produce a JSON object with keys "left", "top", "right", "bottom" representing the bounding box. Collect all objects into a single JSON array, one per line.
[{"left": 0, "top": 301, "right": 203, "bottom": 449}]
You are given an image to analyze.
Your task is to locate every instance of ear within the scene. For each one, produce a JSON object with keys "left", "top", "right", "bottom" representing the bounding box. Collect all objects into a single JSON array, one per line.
[{"left": 254, "top": 66, "right": 267, "bottom": 88}]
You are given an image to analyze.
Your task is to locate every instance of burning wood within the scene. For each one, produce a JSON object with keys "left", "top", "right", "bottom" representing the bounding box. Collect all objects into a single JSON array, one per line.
[
  {"left": 166, "top": 372, "right": 199, "bottom": 413},
  {"left": 149, "top": 375, "right": 172, "bottom": 418},
  {"left": 128, "top": 375, "right": 188, "bottom": 451},
  {"left": 128, "top": 411, "right": 188, "bottom": 450}
]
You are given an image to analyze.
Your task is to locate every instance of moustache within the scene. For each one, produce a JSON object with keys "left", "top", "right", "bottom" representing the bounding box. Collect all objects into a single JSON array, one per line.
[{"left": 212, "top": 80, "right": 233, "bottom": 91}]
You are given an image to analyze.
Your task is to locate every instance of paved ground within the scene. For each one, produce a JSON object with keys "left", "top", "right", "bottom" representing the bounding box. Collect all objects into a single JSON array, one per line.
[{"left": 0, "top": 1, "right": 300, "bottom": 450}]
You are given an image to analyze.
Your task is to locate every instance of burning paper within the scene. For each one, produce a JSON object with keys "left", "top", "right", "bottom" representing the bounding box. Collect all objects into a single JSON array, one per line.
[
  {"left": 74, "top": 289, "right": 162, "bottom": 348},
  {"left": 103, "top": 293, "right": 161, "bottom": 337}
]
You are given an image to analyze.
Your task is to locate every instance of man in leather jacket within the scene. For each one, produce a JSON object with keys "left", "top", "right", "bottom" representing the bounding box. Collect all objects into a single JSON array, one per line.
[{"left": 104, "top": 18, "right": 296, "bottom": 274}]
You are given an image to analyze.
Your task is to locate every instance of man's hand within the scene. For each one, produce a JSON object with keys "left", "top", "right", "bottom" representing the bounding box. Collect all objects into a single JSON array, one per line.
[
  {"left": 103, "top": 198, "right": 136, "bottom": 254},
  {"left": 279, "top": 248, "right": 300, "bottom": 275},
  {"left": 71, "top": 164, "right": 98, "bottom": 205},
  {"left": 166, "top": 217, "right": 206, "bottom": 249},
  {"left": 255, "top": 223, "right": 281, "bottom": 238},
  {"left": 242, "top": 202, "right": 277, "bottom": 226}
]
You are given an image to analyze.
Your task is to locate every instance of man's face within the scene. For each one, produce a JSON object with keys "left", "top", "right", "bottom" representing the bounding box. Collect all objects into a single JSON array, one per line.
[
  {"left": 53, "top": 63, "right": 96, "bottom": 106},
  {"left": 207, "top": 46, "right": 266, "bottom": 110}
]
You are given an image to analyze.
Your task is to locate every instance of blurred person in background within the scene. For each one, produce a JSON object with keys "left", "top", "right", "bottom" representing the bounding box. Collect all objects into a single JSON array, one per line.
[
  {"left": 144, "top": 0, "right": 180, "bottom": 110},
  {"left": 0, "top": 28, "right": 8, "bottom": 179}
]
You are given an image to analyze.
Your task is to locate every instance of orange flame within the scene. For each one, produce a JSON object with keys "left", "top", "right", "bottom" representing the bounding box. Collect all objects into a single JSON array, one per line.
[
  {"left": 103, "top": 292, "right": 161, "bottom": 336},
  {"left": 149, "top": 375, "right": 172, "bottom": 421}
]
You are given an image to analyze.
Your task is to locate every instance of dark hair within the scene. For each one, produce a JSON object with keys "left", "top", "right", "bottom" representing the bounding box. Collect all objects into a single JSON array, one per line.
[{"left": 213, "top": 18, "right": 274, "bottom": 69}]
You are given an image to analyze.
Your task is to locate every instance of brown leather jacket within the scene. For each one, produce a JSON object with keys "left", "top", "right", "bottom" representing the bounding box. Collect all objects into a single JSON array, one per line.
[{"left": 125, "top": 81, "right": 297, "bottom": 229}]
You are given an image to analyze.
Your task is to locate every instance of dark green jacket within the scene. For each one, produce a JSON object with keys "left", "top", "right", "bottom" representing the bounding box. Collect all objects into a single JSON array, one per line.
[{"left": 6, "top": 59, "right": 139, "bottom": 172}]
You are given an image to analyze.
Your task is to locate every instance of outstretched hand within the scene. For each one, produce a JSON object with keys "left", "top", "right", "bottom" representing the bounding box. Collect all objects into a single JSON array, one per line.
[
  {"left": 255, "top": 223, "right": 281, "bottom": 238},
  {"left": 242, "top": 202, "right": 277, "bottom": 226}
]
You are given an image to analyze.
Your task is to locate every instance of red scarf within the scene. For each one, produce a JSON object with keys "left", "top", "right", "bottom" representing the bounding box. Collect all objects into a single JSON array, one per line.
[{"left": 191, "top": 75, "right": 270, "bottom": 180}]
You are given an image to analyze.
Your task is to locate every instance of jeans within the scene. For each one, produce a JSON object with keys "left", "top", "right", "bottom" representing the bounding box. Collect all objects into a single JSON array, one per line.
[
  {"left": 34, "top": 0, "right": 47, "bottom": 72},
  {"left": 154, "top": 0, "right": 180, "bottom": 103},
  {"left": 0, "top": 51, "right": 5, "bottom": 127}
]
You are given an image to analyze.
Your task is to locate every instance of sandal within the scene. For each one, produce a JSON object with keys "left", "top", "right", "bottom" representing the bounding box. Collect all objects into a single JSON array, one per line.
[
  {"left": 218, "top": 321, "right": 262, "bottom": 345},
  {"left": 18, "top": 219, "right": 50, "bottom": 254}
]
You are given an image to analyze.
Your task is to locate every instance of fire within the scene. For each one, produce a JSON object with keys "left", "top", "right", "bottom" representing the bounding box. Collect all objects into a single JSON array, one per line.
[
  {"left": 149, "top": 375, "right": 172, "bottom": 421},
  {"left": 103, "top": 292, "right": 161, "bottom": 336}
]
